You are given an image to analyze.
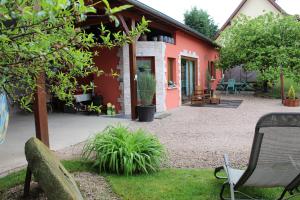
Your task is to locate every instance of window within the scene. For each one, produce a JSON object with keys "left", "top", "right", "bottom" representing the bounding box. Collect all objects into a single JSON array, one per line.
[
  {"left": 167, "top": 58, "right": 176, "bottom": 87},
  {"left": 208, "top": 61, "right": 216, "bottom": 79}
]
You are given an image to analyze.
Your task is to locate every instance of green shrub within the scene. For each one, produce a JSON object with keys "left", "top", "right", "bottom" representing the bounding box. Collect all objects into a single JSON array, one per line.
[
  {"left": 137, "top": 73, "right": 156, "bottom": 106},
  {"left": 288, "top": 85, "right": 296, "bottom": 100},
  {"left": 82, "top": 125, "right": 166, "bottom": 176}
]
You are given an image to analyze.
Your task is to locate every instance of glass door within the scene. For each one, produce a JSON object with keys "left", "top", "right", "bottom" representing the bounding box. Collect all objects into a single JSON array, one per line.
[
  {"left": 181, "top": 59, "right": 195, "bottom": 103},
  {"left": 136, "top": 57, "right": 155, "bottom": 104}
]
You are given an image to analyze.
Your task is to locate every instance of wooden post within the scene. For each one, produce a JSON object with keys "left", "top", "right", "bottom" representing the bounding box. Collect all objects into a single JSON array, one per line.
[
  {"left": 129, "top": 19, "right": 138, "bottom": 120},
  {"left": 280, "top": 66, "right": 285, "bottom": 104},
  {"left": 129, "top": 41, "right": 137, "bottom": 120},
  {"left": 33, "top": 72, "right": 49, "bottom": 146},
  {"left": 24, "top": 72, "right": 49, "bottom": 197},
  {"left": 117, "top": 15, "right": 138, "bottom": 120}
]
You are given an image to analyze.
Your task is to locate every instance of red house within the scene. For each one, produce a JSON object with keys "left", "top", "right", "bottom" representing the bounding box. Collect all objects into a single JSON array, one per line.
[{"left": 84, "top": 0, "right": 220, "bottom": 119}]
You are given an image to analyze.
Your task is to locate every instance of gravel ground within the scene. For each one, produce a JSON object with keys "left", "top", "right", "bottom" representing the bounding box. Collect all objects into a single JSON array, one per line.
[
  {"left": 56, "top": 95, "right": 300, "bottom": 169},
  {"left": 128, "top": 95, "right": 300, "bottom": 168},
  {"left": 0, "top": 172, "right": 119, "bottom": 200}
]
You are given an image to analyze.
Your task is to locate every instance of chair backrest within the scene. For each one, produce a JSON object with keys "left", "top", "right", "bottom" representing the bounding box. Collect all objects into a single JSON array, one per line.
[
  {"left": 228, "top": 79, "right": 236, "bottom": 88},
  {"left": 235, "top": 113, "right": 300, "bottom": 190}
]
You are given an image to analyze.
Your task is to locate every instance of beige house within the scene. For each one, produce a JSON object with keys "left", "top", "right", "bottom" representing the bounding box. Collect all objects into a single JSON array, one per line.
[{"left": 215, "top": 0, "right": 286, "bottom": 40}]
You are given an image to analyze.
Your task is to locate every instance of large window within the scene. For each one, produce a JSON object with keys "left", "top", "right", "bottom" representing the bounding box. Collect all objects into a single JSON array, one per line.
[{"left": 168, "top": 58, "right": 176, "bottom": 87}]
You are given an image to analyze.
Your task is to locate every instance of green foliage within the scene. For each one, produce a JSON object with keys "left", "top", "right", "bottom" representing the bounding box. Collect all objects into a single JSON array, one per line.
[
  {"left": 217, "top": 13, "right": 300, "bottom": 83},
  {"left": 137, "top": 73, "right": 156, "bottom": 106},
  {"left": 82, "top": 125, "right": 166, "bottom": 176},
  {"left": 87, "top": 103, "right": 101, "bottom": 114},
  {"left": 184, "top": 7, "right": 218, "bottom": 39},
  {"left": 0, "top": 0, "right": 149, "bottom": 110},
  {"left": 288, "top": 85, "right": 296, "bottom": 99}
]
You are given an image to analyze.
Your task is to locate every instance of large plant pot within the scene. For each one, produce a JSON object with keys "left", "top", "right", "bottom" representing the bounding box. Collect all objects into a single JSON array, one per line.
[
  {"left": 137, "top": 105, "right": 156, "bottom": 122},
  {"left": 283, "top": 98, "right": 300, "bottom": 107}
]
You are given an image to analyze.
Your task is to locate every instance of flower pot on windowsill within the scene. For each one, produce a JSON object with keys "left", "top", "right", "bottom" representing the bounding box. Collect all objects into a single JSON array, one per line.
[{"left": 283, "top": 98, "right": 300, "bottom": 107}]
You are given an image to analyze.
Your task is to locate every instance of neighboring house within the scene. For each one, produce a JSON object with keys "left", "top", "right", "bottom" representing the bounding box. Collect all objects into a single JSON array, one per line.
[
  {"left": 215, "top": 0, "right": 286, "bottom": 82},
  {"left": 81, "top": 0, "right": 220, "bottom": 118},
  {"left": 215, "top": 0, "right": 286, "bottom": 40}
]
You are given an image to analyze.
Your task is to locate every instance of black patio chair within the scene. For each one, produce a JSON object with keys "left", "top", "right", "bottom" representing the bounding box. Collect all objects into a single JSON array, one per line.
[{"left": 214, "top": 113, "right": 300, "bottom": 200}]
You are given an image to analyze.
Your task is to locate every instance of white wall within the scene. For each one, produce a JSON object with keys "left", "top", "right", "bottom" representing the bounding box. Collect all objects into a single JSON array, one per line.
[{"left": 217, "top": 0, "right": 283, "bottom": 41}]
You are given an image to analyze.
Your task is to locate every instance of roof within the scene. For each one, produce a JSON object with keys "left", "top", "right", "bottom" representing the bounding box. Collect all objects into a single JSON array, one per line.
[
  {"left": 122, "top": 0, "right": 218, "bottom": 47},
  {"left": 215, "top": 0, "right": 287, "bottom": 39}
]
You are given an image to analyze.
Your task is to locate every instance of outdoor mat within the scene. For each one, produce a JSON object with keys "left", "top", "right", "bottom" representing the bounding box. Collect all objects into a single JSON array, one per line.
[
  {"left": 155, "top": 112, "right": 171, "bottom": 119},
  {"left": 192, "top": 100, "right": 243, "bottom": 109}
]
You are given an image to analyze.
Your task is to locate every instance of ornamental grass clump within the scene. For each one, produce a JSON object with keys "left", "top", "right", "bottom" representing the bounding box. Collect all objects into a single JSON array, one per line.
[
  {"left": 138, "top": 73, "right": 156, "bottom": 106},
  {"left": 82, "top": 125, "right": 166, "bottom": 176}
]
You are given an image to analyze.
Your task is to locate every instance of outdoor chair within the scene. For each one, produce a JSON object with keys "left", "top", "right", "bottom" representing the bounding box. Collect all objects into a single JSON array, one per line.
[
  {"left": 226, "top": 79, "right": 237, "bottom": 95},
  {"left": 214, "top": 113, "right": 300, "bottom": 200},
  {"left": 191, "top": 86, "right": 210, "bottom": 105}
]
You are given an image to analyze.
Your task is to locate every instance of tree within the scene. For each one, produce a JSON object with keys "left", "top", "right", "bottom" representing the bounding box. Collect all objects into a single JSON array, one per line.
[
  {"left": 0, "top": 0, "right": 149, "bottom": 111},
  {"left": 218, "top": 13, "right": 300, "bottom": 86},
  {"left": 184, "top": 7, "right": 218, "bottom": 39}
]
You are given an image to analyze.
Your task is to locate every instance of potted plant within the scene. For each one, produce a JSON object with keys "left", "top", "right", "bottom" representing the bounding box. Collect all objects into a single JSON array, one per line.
[
  {"left": 284, "top": 85, "right": 300, "bottom": 107},
  {"left": 137, "top": 73, "right": 156, "bottom": 122}
]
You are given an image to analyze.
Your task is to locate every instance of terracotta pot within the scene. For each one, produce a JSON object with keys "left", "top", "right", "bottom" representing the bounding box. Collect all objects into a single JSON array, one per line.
[{"left": 283, "top": 98, "right": 300, "bottom": 107}]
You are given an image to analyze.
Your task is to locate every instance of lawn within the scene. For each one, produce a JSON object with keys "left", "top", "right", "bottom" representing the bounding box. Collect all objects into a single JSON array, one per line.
[{"left": 0, "top": 160, "right": 291, "bottom": 200}]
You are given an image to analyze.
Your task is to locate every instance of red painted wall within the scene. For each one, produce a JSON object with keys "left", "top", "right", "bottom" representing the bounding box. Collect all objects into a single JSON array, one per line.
[
  {"left": 93, "top": 47, "right": 121, "bottom": 112},
  {"left": 165, "top": 31, "right": 220, "bottom": 110}
]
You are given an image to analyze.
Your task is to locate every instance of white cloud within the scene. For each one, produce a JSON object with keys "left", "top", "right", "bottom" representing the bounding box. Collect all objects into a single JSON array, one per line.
[{"left": 137, "top": 0, "right": 300, "bottom": 27}]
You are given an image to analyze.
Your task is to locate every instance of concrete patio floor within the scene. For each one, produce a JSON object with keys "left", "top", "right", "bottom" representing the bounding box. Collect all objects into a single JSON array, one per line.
[{"left": 0, "top": 113, "right": 129, "bottom": 175}]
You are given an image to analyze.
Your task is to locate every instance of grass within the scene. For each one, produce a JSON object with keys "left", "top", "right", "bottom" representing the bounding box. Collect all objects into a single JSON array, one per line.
[
  {"left": 0, "top": 160, "right": 295, "bottom": 200},
  {"left": 107, "top": 169, "right": 287, "bottom": 200}
]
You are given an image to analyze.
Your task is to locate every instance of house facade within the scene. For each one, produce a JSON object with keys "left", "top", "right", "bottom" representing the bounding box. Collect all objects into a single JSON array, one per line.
[
  {"left": 84, "top": 0, "right": 220, "bottom": 117},
  {"left": 215, "top": 0, "right": 286, "bottom": 40}
]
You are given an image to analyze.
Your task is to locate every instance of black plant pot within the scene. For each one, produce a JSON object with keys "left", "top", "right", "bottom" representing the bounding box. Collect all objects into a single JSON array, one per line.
[{"left": 137, "top": 105, "right": 156, "bottom": 122}]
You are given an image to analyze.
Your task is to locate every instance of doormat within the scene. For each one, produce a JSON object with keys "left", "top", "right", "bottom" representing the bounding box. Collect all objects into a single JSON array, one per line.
[
  {"left": 155, "top": 112, "right": 171, "bottom": 119},
  {"left": 192, "top": 100, "right": 243, "bottom": 109}
]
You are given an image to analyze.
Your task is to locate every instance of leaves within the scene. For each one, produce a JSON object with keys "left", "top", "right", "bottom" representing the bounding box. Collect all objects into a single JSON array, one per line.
[
  {"left": 218, "top": 13, "right": 300, "bottom": 83},
  {"left": 184, "top": 7, "right": 218, "bottom": 39},
  {"left": 0, "top": 0, "right": 149, "bottom": 110}
]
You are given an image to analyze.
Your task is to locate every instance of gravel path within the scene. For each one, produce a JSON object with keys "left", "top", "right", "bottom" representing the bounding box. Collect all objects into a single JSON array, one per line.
[
  {"left": 0, "top": 173, "right": 119, "bottom": 200},
  {"left": 128, "top": 95, "right": 300, "bottom": 168},
  {"left": 57, "top": 95, "right": 300, "bottom": 169}
]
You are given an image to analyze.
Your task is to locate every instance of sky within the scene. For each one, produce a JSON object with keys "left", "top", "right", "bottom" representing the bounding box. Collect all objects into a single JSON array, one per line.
[{"left": 137, "top": 0, "right": 300, "bottom": 28}]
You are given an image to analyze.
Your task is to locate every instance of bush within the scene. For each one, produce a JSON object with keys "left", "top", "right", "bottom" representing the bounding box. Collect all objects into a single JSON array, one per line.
[
  {"left": 288, "top": 85, "right": 296, "bottom": 99},
  {"left": 82, "top": 125, "right": 166, "bottom": 175}
]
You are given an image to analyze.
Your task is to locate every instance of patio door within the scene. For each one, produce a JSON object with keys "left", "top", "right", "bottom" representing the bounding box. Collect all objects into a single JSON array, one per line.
[
  {"left": 136, "top": 57, "right": 155, "bottom": 105},
  {"left": 181, "top": 59, "right": 196, "bottom": 103}
]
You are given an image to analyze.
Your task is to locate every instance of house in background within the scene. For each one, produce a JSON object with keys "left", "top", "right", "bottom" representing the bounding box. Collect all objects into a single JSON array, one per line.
[
  {"left": 215, "top": 0, "right": 286, "bottom": 40},
  {"left": 82, "top": 0, "right": 220, "bottom": 118},
  {"left": 214, "top": 0, "right": 286, "bottom": 83}
]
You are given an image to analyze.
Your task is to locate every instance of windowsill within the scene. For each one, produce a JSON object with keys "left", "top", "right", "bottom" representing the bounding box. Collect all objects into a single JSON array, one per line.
[{"left": 167, "top": 86, "right": 177, "bottom": 90}]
